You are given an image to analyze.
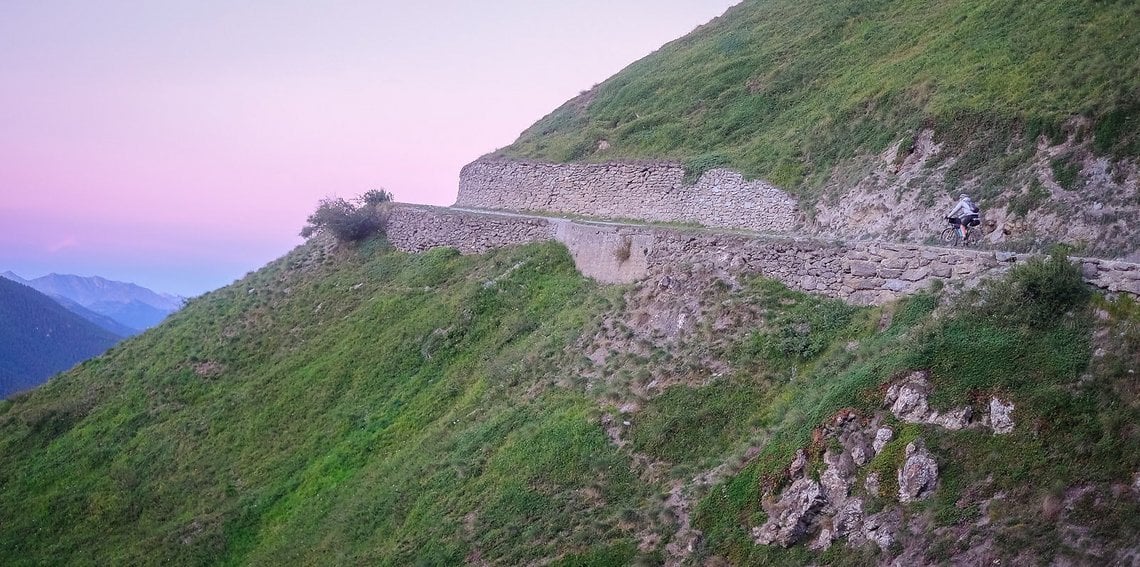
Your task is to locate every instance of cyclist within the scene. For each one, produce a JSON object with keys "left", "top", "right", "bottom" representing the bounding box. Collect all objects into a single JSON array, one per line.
[{"left": 945, "top": 193, "right": 981, "bottom": 239}]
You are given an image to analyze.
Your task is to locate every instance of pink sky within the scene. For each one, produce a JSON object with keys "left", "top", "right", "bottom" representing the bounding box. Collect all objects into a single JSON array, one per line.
[{"left": 0, "top": 1, "right": 739, "bottom": 296}]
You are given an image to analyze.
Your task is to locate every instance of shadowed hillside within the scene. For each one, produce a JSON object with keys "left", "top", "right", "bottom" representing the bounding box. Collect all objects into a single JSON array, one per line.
[
  {"left": 8, "top": 273, "right": 184, "bottom": 333},
  {"left": 0, "top": 278, "right": 121, "bottom": 398}
]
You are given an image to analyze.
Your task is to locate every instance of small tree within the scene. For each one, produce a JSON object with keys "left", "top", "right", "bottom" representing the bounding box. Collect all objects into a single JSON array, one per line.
[{"left": 300, "top": 190, "right": 395, "bottom": 243}]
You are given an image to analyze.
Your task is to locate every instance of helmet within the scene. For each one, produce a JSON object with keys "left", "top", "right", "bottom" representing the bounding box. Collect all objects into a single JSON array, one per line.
[{"left": 959, "top": 193, "right": 969, "bottom": 200}]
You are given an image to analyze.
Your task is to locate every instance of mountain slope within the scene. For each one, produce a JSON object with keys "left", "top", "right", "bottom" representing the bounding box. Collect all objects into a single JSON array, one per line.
[
  {"left": 0, "top": 278, "right": 121, "bottom": 398},
  {"left": 25, "top": 273, "right": 183, "bottom": 311},
  {"left": 12, "top": 273, "right": 184, "bottom": 332},
  {"left": 39, "top": 294, "right": 141, "bottom": 338},
  {"left": 0, "top": 236, "right": 1136, "bottom": 565},
  {"left": 496, "top": 0, "right": 1140, "bottom": 255},
  {"left": 86, "top": 299, "right": 176, "bottom": 332},
  {"left": 502, "top": 0, "right": 1138, "bottom": 179}
]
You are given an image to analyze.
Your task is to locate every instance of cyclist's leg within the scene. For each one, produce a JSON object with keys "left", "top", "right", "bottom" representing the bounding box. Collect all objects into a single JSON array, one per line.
[{"left": 964, "top": 215, "right": 980, "bottom": 244}]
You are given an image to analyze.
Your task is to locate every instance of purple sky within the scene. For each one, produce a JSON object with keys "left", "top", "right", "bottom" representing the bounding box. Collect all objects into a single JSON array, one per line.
[{"left": 0, "top": 1, "right": 739, "bottom": 296}]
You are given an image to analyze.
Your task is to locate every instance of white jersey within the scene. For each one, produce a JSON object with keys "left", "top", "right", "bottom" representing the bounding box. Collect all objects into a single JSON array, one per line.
[{"left": 946, "top": 197, "right": 979, "bottom": 219}]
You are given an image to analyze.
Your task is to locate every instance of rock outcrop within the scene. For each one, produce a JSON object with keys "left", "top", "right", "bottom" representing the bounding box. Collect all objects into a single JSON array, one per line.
[
  {"left": 897, "top": 441, "right": 939, "bottom": 503},
  {"left": 883, "top": 372, "right": 1016, "bottom": 435},
  {"left": 750, "top": 371, "right": 1029, "bottom": 553},
  {"left": 989, "top": 397, "right": 1015, "bottom": 434},
  {"left": 752, "top": 478, "right": 826, "bottom": 547},
  {"left": 885, "top": 371, "right": 973, "bottom": 430},
  {"left": 754, "top": 412, "right": 899, "bottom": 551}
]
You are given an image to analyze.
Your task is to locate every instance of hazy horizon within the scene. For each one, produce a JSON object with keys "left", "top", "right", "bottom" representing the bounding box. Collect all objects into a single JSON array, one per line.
[{"left": 1, "top": 0, "right": 739, "bottom": 296}]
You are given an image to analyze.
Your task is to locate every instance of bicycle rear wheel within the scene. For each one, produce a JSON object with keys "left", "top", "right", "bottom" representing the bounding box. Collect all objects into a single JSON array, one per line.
[{"left": 963, "top": 227, "right": 981, "bottom": 246}]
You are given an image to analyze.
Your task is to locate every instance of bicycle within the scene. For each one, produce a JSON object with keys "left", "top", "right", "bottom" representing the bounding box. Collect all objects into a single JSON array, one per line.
[{"left": 939, "top": 217, "right": 981, "bottom": 247}]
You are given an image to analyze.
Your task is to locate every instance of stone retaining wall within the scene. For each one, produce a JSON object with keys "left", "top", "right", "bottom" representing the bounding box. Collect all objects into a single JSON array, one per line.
[
  {"left": 386, "top": 205, "right": 554, "bottom": 254},
  {"left": 385, "top": 205, "right": 1140, "bottom": 304},
  {"left": 457, "top": 158, "right": 799, "bottom": 233}
]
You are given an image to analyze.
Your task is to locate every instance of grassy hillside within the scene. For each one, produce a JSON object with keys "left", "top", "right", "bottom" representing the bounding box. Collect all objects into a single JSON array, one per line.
[
  {"left": 0, "top": 278, "right": 121, "bottom": 398},
  {"left": 499, "top": 0, "right": 1139, "bottom": 192},
  {"left": 0, "top": 236, "right": 1137, "bottom": 564}
]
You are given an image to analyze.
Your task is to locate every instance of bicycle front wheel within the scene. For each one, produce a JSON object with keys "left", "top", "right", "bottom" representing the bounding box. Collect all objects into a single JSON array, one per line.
[{"left": 940, "top": 227, "right": 960, "bottom": 246}]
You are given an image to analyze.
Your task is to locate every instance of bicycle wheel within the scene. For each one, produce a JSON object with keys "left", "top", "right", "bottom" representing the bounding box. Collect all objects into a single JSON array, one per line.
[
  {"left": 963, "top": 227, "right": 981, "bottom": 246},
  {"left": 939, "top": 227, "right": 960, "bottom": 246}
]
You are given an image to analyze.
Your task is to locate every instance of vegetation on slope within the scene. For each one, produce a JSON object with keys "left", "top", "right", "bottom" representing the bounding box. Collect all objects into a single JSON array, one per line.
[
  {"left": 0, "top": 277, "right": 121, "bottom": 398},
  {"left": 692, "top": 253, "right": 1139, "bottom": 564},
  {"left": 499, "top": 0, "right": 1139, "bottom": 193},
  {"left": 0, "top": 235, "right": 1136, "bottom": 564},
  {"left": 0, "top": 240, "right": 656, "bottom": 565}
]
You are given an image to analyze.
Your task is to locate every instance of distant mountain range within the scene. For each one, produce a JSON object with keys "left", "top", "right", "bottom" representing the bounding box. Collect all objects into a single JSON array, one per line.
[
  {"left": 1, "top": 272, "right": 184, "bottom": 335},
  {"left": 0, "top": 277, "right": 121, "bottom": 398}
]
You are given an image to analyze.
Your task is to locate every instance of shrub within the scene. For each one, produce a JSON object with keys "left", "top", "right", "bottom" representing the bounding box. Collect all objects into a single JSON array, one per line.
[
  {"left": 978, "top": 248, "right": 1090, "bottom": 327},
  {"left": 300, "top": 191, "right": 393, "bottom": 243},
  {"left": 358, "top": 189, "right": 394, "bottom": 207}
]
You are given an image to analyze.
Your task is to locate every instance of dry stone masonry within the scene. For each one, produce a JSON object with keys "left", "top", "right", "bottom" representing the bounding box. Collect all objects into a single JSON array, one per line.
[
  {"left": 386, "top": 205, "right": 554, "bottom": 254},
  {"left": 385, "top": 205, "right": 1140, "bottom": 305},
  {"left": 457, "top": 158, "right": 799, "bottom": 233}
]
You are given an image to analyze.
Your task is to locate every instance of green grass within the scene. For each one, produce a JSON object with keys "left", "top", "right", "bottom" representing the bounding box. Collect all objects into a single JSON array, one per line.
[
  {"left": 0, "top": 240, "right": 657, "bottom": 565},
  {"left": 629, "top": 379, "right": 762, "bottom": 467},
  {"left": 730, "top": 279, "right": 859, "bottom": 367},
  {"left": 0, "top": 238, "right": 1136, "bottom": 564},
  {"left": 692, "top": 256, "right": 1139, "bottom": 564},
  {"left": 1008, "top": 179, "right": 1050, "bottom": 217},
  {"left": 1051, "top": 157, "right": 1082, "bottom": 191},
  {"left": 500, "top": 0, "right": 1139, "bottom": 198}
]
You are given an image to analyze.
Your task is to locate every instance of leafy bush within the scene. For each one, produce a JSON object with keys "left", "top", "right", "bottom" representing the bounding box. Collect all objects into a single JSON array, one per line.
[
  {"left": 1093, "top": 103, "right": 1140, "bottom": 156},
  {"left": 764, "top": 300, "right": 857, "bottom": 363},
  {"left": 728, "top": 280, "right": 859, "bottom": 371},
  {"left": 613, "top": 236, "right": 632, "bottom": 263},
  {"left": 977, "top": 249, "right": 1090, "bottom": 327},
  {"left": 358, "top": 188, "right": 394, "bottom": 206},
  {"left": 300, "top": 190, "right": 393, "bottom": 243}
]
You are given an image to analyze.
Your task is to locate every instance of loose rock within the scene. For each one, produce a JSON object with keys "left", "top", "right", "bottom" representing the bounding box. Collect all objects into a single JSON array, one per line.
[
  {"left": 885, "top": 372, "right": 931, "bottom": 422},
  {"left": 820, "top": 449, "right": 856, "bottom": 505},
  {"left": 885, "top": 372, "right": 975, "bottom": 430},
  {"left": 812, "top": 498, "right": 863, "bottom": 550},
  {"left": 930, "top": 406, "right": 973, "bottom": 430},
  {"left": 872, "top": 427, "right": 894, "bottom": 454},
  {"left": 788, "top": 449, "right": 807, "bottom": 479},
  {"left": 989, "top": 397, "right": 1015, "bottom": 434}
]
